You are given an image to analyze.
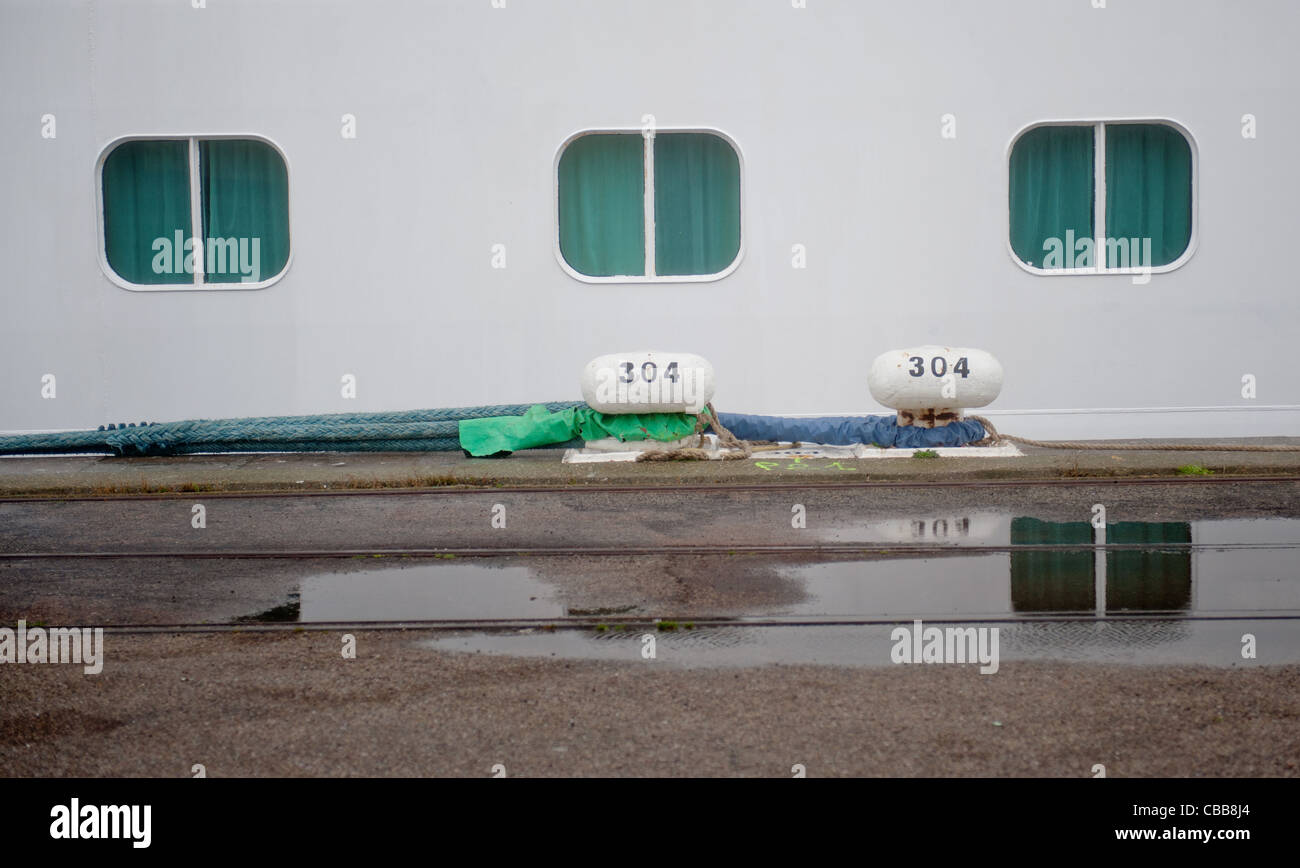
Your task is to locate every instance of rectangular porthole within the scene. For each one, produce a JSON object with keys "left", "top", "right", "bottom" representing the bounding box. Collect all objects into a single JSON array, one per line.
[
  {"left": 98, "top": 136, "right": 291, "bottom": 290},
  {"left": 556, "top": 129, "right": 742, "bottom": 282},
  {"left": 1008, "top": 120, "right": 1195, "bottom": 275}
]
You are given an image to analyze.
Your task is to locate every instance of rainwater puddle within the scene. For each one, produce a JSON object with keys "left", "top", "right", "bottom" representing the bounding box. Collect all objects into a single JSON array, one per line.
[
  {"left": 247, "top": 517, "right": 1300, "bottom": 667},
  {"left": 297, "top": 563, "right": 563, "bottom": 622},
  {"left": 425, "top": 620, "right": 1300, "bottom": 668}
]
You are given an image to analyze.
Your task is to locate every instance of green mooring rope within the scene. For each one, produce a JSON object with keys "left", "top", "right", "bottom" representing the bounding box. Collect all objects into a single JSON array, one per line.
[{"left": 0, "top": 402, "right": 586, "bottom": 457}]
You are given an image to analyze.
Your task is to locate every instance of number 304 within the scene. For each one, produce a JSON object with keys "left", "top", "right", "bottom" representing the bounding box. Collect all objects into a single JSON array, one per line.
[
  {"left": 619, "top": 361, "right": 681, "bottom": 384},
  {"left": 908, "top": 356, "right": 970, "bottom": 378}
]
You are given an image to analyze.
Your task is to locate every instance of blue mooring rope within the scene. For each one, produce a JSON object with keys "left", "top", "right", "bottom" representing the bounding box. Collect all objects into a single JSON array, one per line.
[{"left": 0, "top": 403, "right": 586, "bottom": 457}]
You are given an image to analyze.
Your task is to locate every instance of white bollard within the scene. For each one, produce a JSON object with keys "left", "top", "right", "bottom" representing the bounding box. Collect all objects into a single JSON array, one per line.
[
  {"left": 580, "top": 352, "right": 715, "bottom": 415},
  {"left": 868, "top": 346, "right": 1003, "bottom": 427}
]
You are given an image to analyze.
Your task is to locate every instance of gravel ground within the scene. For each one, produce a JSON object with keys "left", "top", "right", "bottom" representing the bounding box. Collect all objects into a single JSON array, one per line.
[
  {"left": 4, "top": 481, "right": 1297, "bottom": 779},
  {"left": 2, "top": 631, "right": 1297, "bottom": 778}
]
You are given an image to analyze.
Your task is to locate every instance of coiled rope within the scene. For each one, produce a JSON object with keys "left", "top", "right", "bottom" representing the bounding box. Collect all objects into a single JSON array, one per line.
[{"left": 968, "top": 415, "right": 1300, "bottom": 452}]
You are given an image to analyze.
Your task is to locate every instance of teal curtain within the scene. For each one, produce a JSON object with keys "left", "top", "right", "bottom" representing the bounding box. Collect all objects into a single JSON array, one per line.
[
  {"left": 1105, "top": 124, "right": 1192, "bottom": 268},
  {"left": 102, "top": 140, "right": 192, "bottom": 285},
  {"left": 1009, "top": 126, "right": 1094, "bottom": 269},
  {"left": 1009, "top": 518, "right": 1096, "bottom": 612},
  {"left": 200, "top": 139, "right": 290, "bottom": 283},
  {"left": 558, "top": 134, "right": 644, "bottom": 277},
  {"left": 653, "top": 133, "right": 741, "bottom": 276},
  {"left": 1105, "top": 521, "right": 1191, "bottom": 612}
]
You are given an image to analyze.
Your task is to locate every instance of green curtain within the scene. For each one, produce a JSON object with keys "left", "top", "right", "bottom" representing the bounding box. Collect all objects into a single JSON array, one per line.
[
  {"left": 1008, "top": 126, "right": 1094, "bottom": 269},
  {"left": 1009, "top": 518, "right": 1096, "bottom": 612},
  {"left": 102, "top": 140, "right": 192, "bottom": 285},
  {"left": 653, "top": 133, "right": 741, "bottom": 276},
  {"left": 1105, "top": 124, "right": 1192, "bottom": 268},
  {"left": 558, "top": 134, "right": 644, "bottom": 277},
  {"left": 200, "top": 139, "right": 290, "bottom": 283},
  {"left": 1105, "top": 521, "right": 1191, "bottom": 612}
]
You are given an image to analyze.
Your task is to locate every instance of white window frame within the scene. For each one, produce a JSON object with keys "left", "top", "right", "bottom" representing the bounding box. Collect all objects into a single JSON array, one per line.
[
  {"left": 553, "top": 126, "right": 745, "bottom": 284},
  {"left": 1005, "top": 118, "right": 1198, "bottom": 277},
  {"left": 95, "top": 133, "right": 293, "bottom": 292}
]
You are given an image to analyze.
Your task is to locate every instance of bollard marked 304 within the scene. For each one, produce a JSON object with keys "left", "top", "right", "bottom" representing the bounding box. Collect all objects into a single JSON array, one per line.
[
  {"left": 581, "top": 351, "right": 714, "bottom": 414},
  {"left": 869, "top": 345, "right": 1002, "bottom": 428}
]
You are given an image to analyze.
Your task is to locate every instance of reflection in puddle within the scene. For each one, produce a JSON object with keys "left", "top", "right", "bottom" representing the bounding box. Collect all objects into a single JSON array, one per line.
[
  {"left": 820, "top": 512, "right": 1009, "bottom": 545},
  {"left": 237, "top": 595, "right": 301, "bottom": 623},
  {"left": 299, "top": 564, "right": 563, "bottom": 622},
  {"left": 819, "top": 513, "right": 1300, "bottom": 549},
  {"left": 1009, "top": 518, "right": 1192, "bottom": 613},
  {"left": 271, "top": 518, "right": 1299, "bottom": 632},
  {"left": 787, "top": 517, "right": 1300, "bottom": 619},
  {"left": 779, "top": 517, "right": 1300, "bottom": 619},
  {"left": 425, "top": 619, "right": 1300, "bottom": 668},
  {"left": 787, "top": 557, "right": 1011, "bottom": 618}
]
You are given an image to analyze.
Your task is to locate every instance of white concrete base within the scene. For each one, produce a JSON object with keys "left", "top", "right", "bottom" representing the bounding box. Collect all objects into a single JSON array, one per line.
[
  {"left": 562, "top": 437, "right": 1022, "bottom": 463},
  {"left": 579, "top": 436, "right": 699, "bottom": 453}
]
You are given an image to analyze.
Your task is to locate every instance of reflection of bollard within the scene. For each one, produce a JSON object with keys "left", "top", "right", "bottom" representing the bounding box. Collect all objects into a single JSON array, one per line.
[{"left": 868, "top": 346, "right": 1002, "bottom": 428}]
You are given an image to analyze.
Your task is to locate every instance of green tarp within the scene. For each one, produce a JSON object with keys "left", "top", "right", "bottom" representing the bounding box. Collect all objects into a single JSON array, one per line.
[{"left": 458, "top": 404, "right": 702, "bottom": 457}]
